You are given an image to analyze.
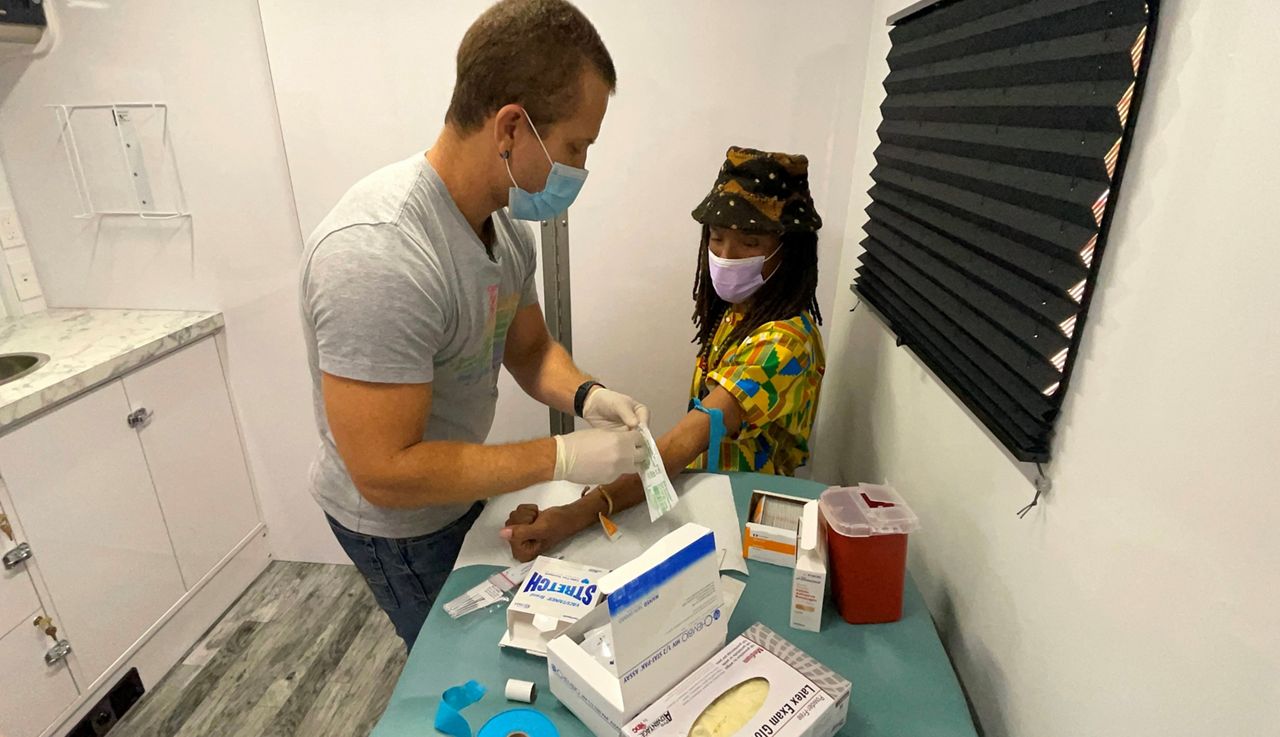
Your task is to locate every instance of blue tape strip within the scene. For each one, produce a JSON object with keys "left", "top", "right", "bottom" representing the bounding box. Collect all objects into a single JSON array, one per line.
[
  {"left": 692, "top": 398, "right": 725, "bottom": 472},
  {"left": 607, "top": 531, "right": 716, "bottom": 615},
  {"left": 435, "top": 680, "right": 486, "bottom": 737}
]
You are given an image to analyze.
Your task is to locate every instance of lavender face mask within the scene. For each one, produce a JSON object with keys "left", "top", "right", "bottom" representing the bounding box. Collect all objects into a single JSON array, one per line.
[{"left": 708, "top": 244, "right": 782, "bottom": 303}]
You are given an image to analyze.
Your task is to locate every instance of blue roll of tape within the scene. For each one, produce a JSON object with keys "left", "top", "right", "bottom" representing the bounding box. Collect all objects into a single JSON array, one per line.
[{"left": 477, "top": 708, "right": 560, "bottom": 737}]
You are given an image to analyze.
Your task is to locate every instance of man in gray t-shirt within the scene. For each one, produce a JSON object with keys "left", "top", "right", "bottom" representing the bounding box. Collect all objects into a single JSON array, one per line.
[{"left": 299, "top": 0, "right": 641, "bottom": 651}]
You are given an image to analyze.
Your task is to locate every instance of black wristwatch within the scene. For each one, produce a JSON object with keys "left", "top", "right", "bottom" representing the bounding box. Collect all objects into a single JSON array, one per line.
[{"left": 574, "top": 380, "right": 605, "bottom": 418}]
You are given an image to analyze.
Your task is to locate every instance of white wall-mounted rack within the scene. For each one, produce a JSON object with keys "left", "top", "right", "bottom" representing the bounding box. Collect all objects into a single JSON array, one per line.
[{"left": 50, "top": 102, "right": 190, "bottom": 220}]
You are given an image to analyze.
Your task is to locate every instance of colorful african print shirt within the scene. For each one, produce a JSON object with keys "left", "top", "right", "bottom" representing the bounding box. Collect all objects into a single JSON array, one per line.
[{"left": 687, "top": 309, "right": 825, "bottom": 475}]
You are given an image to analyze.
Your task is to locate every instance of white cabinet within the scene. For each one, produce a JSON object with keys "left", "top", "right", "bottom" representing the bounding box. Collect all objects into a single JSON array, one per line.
[
  {"left": 0, "top": 611, "right": 80, "bottom": 737},
  {"left": 0, "top": 331, "right": 267, "bottom": 737},
  {"left": 0, "top": 380, "right": 187, "bottom": 685},
  {"left": 0, "top": 497, "right": 79, "bottom": 737},
  {"left": 0, "top": 551, "right": 40, "bottom": 630},
  {"left": 122, "top": 339, "right": 260, "bottom": 586},
  {"left": 0, "top": 333, "right": 265, "bottom": 719},
  {"left": 1, "top": 498, "right": 41, "bottom": 632}
]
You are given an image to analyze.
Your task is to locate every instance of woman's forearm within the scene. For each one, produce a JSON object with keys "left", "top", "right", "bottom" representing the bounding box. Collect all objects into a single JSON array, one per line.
[
  {"left": 563, "top": 386, "right": 743, "bottom": 523},
  {"left": 556, "top": 485, "right": 612, "bottom": 535},
  {"left": 511, "top": 391, "right": 744, "bottom": 561},
  {"left": 597, "top": 402, "right": 725, "bottom": 514}
]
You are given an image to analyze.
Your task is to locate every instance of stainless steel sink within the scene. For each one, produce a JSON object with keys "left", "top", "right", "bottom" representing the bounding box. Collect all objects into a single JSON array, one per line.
[{"left": 0, "top": 352, "right": 49, "bottom": 386}]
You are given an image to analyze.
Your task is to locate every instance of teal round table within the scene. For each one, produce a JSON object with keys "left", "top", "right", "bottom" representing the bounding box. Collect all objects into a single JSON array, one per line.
[{"left": 371, "top": 472, "right": 977, "bottom": 737}]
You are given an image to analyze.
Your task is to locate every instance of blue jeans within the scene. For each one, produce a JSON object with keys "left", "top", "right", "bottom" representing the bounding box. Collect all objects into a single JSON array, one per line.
[{"left": 326, "top": 503, "right": 482, "bottom": 652}]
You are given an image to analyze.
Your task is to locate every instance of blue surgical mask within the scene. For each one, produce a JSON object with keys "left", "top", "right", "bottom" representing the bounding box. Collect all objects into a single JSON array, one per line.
[{"left": 504, "top": 112, "right": 588, "bottom": 221}]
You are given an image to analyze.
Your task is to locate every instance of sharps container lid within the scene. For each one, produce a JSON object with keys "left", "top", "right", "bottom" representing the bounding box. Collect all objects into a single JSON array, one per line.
[{"left": 819, "top": 484, "right": 920, "bottom": 538}]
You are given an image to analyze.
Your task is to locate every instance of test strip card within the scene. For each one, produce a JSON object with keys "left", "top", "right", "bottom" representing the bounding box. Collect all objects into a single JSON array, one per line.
[{"left": 639, "top": 424, "right": 679, "bottom": 521}]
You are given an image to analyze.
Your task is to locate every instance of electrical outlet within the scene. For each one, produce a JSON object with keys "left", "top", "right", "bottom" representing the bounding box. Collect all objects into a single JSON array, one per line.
[
  {"left": 0, "top": 209, "right": 25, "bottom": 249},
  {"left": 7, "top": 250, "right": 42, "bottom": 301}
]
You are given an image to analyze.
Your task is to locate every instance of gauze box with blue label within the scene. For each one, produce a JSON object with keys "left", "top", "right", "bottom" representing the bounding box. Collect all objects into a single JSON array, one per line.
[
  {"left": 547, "top": 523, "right": 729, "bottom": 737},
  {"left": 500, "top": 556, "right": 608, "bottom": 656}
]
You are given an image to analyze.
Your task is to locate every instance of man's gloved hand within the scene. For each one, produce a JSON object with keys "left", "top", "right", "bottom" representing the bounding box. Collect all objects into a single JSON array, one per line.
[
  {"left": 553, "top": 428, "right": 644, "bottom": 485},
  {"left": 582, "top": 387, "right": 650, "bottom": 430}
]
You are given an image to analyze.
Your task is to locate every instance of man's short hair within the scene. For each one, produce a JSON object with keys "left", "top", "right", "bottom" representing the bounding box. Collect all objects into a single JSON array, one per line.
[{"left": 446, "top": 0, "right": 616, "bottom": 132}]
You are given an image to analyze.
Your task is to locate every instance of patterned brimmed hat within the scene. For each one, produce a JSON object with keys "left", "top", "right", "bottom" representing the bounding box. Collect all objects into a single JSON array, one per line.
[{"left": 692, "top": 146, "right": 822, "bottom": 234}]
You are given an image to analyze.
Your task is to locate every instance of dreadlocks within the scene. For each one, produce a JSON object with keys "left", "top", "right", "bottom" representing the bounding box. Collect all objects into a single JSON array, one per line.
[{"left": 691, "top": 225, "right": 823, "bottom": 367}]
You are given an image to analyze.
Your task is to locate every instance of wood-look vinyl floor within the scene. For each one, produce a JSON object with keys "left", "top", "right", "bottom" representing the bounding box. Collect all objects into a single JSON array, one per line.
[{"left": 111, "top": 562, "right": 405, "bottom": 737}]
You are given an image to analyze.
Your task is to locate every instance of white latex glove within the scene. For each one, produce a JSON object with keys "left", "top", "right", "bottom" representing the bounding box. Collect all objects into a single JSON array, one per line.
[
  {"left": 582, "top": 387, "right": 651, "bottom": 430},
  {"left": 553, "top": 428, "right": 645, "bottom": 485}
]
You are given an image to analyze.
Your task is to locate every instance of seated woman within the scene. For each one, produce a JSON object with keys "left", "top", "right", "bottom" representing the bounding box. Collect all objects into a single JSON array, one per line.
[{"left": 502, "top": 146, "right": 825, "bottom": 561}]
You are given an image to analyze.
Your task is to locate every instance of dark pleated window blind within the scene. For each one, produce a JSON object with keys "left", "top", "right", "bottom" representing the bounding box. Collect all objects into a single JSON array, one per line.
[{"left": 854, "top": 0, "right": 1158, "bottom": 461}]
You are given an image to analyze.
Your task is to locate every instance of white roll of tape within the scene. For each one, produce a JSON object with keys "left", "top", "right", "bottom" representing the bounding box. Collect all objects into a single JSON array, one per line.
[{"left": 504, "top": 678, "right": 537, "bottom": 703}]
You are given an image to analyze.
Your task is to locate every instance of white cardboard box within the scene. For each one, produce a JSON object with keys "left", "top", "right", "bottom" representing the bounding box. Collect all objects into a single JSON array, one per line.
[
  {"left": 625, "top": 623, "right": 851, "bottom": 737},
  {"left": 790, "top": 501, "right": 827, "bottom": 633},
  {"left": 743, "top": 490, "right": 810, "bottom": 568},
  {"left": 547, "top": 523, "right": 728, "bottom": 737},
  {"left": 501, "top": 556, "right": 609, "bottom": 656}
]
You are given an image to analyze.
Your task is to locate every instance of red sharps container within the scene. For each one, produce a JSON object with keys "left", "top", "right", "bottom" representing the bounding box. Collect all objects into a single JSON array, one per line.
[{"left": 819, "top": 484, "right": 920, "bottom": 624}]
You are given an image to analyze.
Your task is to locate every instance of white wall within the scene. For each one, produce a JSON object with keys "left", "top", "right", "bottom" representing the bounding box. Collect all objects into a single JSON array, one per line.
[
  {"left": 0, "top": 2, "right": 340, "bottom": 562},
  {"left": 257, "top": 0, "right": 872, "bottom": 436},
  {"left": 0, "top": 159, "right": 13, "bottom": 209},
  {"left": 0, "top": 157, "right": 46, "bottom": 316},
  {"left": 811, "top": 1, "right": 1280, "bottom": 735},
  {"left": 0, "top": 160, "right": 21, "bottom": 316},
  {"left": 257, "top": 1, "right": 550, "bottom": 444},
  {"left": 0, "top": 1, "right": 872, "bottom": 564}
]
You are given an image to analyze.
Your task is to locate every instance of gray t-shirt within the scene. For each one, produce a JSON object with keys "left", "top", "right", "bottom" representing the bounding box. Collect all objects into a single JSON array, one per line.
[{"left": 300, "top": 153, "right": 539, "bottom": 538}]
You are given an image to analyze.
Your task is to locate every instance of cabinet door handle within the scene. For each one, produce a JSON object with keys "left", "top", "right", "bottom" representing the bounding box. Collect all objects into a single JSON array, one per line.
[
  {"left": 2, "top": 542, "right": 32, "bottom": 569},
  {"left": 126, "top": 407, "right": 154, "bottom": 429},
  {"left": 35, "top": 615, "right": 72, "bottom": 667},
  {"left": 44, "top": 639, "right": 72, "bottom": 666}
]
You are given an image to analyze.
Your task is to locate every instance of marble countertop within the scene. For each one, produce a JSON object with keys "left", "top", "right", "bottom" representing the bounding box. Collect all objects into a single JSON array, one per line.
[{"left": 0, "top": 309, "right": 225, "bottom": 432}]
